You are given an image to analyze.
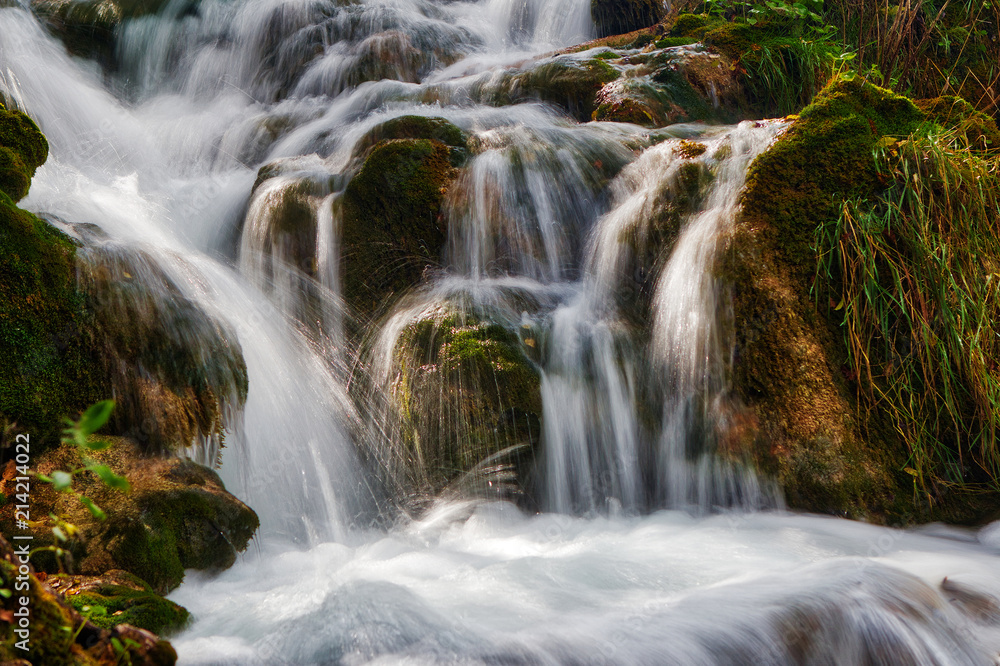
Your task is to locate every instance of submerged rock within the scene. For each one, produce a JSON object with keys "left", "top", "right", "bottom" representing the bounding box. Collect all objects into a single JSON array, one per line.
[
  {"left": 0, "top": 534, "right": 178, "bottom": 665},
  {"left": 0, "top": 437, "right": 259, "bottom": 594},
  {"left": 388, "top": 309, "right": 542, "bottom": 498}
]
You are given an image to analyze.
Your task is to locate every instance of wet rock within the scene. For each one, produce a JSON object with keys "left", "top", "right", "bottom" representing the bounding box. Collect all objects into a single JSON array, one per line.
[
  {"left": 340, "top": 138, "right": 459, "bottom": 318},
  {"left": 1, "top": 108, "right": 248, "bottom": 456},
  {"left": 31, "top": 0, "right": 188, "bottom": 67},
  {"left": 0, "top": 438, "right": 259, "bottom": 594},
  {"left": 389, "top": 309, "right": 542, "bottom": 497},
  {"left": 0, "top": 533, "right": 178, "bottom": 665},
  {"left": 0, "top": 103, "right": 48, "bottom": 202}
]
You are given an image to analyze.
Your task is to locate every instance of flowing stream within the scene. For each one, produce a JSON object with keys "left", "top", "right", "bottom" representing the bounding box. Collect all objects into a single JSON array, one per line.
[{"left": 2, "top": 0, "right": 1000, "bottom": 662}]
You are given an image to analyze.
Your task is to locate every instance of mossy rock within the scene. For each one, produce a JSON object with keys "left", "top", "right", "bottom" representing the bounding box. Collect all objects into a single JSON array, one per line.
[
  {"left": 0, "top": 104, "right": 48, "bottom": 202},
  {"left": 669, "top": 13, "right": 726, "bottom": 39},
  {"left": 50, "top": 571, "right": 189, "bottom": 636},
  {"left": 593, "top": 97, "right": 658, "bottom": 125},
  {"left": 591, "top": 0, "right": 664, "bottom": 39},
  {"left": 1, "top": 107, "right": 246, "bottom": 454},
  {"left": 0, "top": 535, "right": 178, "bottom": 665},
  {"left": 0, "top": 439, "right": 259, "bottom": 594},
  {"left": 722, "top": 76, "right": 1000, "bottom": 523},
  {"left": 511, "top": 57, "right": 620, "bottom": 121},
  {"left": 352, "top": 116, "right": 468, "bottom": 166},
  {"left": 0, "top": 193, "right": 103, "bottom": 447},
  {"left": 391, "top": 311, "right": 542, "bottom": 496},
  {"left": 915, "top": 96, "right": 1000, "bottom": 153},
  {"left": 340, "top": 138, "right": 457, "bottom": 318}
]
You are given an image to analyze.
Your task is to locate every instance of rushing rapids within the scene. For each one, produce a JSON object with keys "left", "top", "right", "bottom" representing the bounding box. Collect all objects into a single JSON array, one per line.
[{"left": 1, "top": 0, "right": 999, "bottom": 662}]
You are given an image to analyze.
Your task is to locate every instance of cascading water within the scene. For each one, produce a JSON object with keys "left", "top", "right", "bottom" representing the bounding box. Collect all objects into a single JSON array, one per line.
[{"left": 2, "top": 0, "right": 1000, "bottom": 662}]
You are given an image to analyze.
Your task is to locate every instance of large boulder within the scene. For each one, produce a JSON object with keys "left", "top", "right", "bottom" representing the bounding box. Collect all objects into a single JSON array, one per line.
[
  {"left": 722, "top": 76, "right": 1000, "bottom": 523},
  {"left": 387, "top": 309, "right": 542, "bottom": 498},
  {"left": 340, "top": 136, "right": 462, "bottom": 318},
  {"left": 0, "top": 107, "right": 247, "bottom": 454},
  {"left": 0, "top": 437, "right": 259, "bottom": 593}
]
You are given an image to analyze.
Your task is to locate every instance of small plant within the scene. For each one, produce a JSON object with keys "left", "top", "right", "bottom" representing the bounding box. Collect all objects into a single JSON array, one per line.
[{"left": 33, "top": 401, "right": 130, "bottom": 560}]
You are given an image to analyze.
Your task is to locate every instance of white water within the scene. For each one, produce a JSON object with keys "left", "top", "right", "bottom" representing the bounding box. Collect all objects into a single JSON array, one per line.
[{"left": 3, "top": 0, "right": 1000, "bottom": 662}]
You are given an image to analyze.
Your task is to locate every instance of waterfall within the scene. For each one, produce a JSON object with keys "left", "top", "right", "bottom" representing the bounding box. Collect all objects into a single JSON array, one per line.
[{"left": 3, "top": 0, "right": 999, "bottom": 663}]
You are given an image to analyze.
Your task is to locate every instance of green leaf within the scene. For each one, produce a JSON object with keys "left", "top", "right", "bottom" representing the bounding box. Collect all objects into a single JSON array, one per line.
[
  {"left": 79, "top": 400, "right": 115, "bottom": 436},
  {"left": 83, "top": 439, "right": 114, "bottom": 452},
  {"left": 36, "top": 474, "right": 52, "bottom": 483},
  {"left": 79, "top": 496, "right": 107, "bottom": 521},
  {"left": 52, "top": 471, "right": 73, "bottom": 492},
  {"left": 52, "top": 526, "right": 67, "bottom": 542},
  {"left": 0, "top": 589, "right": 12, "bottom": 599},
  {"left": 93, "top": 465, "right": 130, "bottom": 492}
]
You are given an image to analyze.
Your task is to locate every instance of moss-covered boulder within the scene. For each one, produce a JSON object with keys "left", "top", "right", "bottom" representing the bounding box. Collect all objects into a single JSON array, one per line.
[
  {"left": 389, "top": 310, "right": 542, "bottom": 497},
  {"left": 591, "top": 0, "right": 664, "bottom": 39},
  {"left": 49, "top": 571, "right": 189, "bottom": 635},
  {"left": 0, "top": 534, "right": 177, "bottom": 665},
  {"left": 352, "top": 116, "right": 468, "bottom": 165},
  {"left": 0, "top": 193, "right": 102, "bottom": 447},
  {"left": 340, "top": 138, "right": 460, "bottom": 318},
  {"left": 914, "top": 96, "right": 1000, "bottom": 153},
  {"left": 0, "top": 438, "right": 259, "bottom": 593},
  {"left": 722, "top": 75, "right": 1000, "bottom": 523},
  {"left": 0, "top": 104, "right": 48, "bottom": 202},
  {"left": 79, "top": 246, "right": 249, "bottom": 457}
]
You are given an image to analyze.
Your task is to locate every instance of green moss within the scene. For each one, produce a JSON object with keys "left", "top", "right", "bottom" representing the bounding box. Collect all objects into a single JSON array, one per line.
[
  {"left": 914, "top": 96, "right": 1000, "bottom": 152},
  {"left": 0, "top": 104, "right": 48, "bottom": 202},
  {"left": 393, "top": 312, "right": 542, "bottom": 493},
  {"left": 593, "top": 98, "right": 656, "bottom": 125},
  {"left": 66, "top": 584, "right": 189, "bottom": 635},
  {"left": 591, "top": 0, "right": 663, "bottom": 38},
  {"left": 0, "top": 558, "right": 80, "bottom": 665},
  {"left": 0, "top": 193, "right": 103, "bottom": 448},
  {"left": 514, "top": 58, "right": 620, "bottom": 121},
  {"left": 353, "top": 116, "right": 468, "bottom": 166},
  {"left": 669, "top": 13, "right": 725, "bottom": 38},
  {"left": 741, "top": 75, "right": 924, "bottom": 279},
  {"left": 340, "top": 138, "right": 456, "bottom": 317}
]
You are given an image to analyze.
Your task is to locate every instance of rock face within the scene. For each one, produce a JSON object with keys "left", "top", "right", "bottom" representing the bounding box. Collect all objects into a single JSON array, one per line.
[
  {"left": 0, "top": 438, "right": 259, "bottom": 594},
  {"left": 723, "top": 76, "right": 1000, "bottom": 523},
  {"left": 48, "top": 570, "right": 189, "bottom": 635},
  {"left": 388, "top": 310, "right": 542, "bottom": 498},
  {"left": 0, "top": 534, "right": 178, "bottom": 665}
]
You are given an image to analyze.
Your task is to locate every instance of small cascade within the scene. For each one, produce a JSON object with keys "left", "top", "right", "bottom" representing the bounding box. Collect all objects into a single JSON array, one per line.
[{"left": 652, "top": 121, "right": 787, "bottom": 509}]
